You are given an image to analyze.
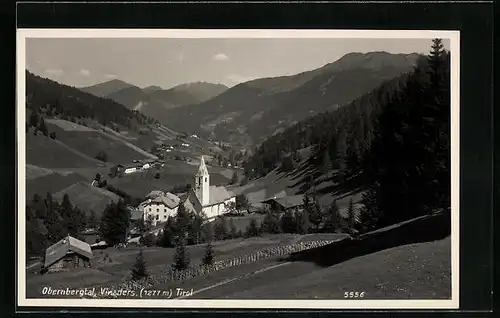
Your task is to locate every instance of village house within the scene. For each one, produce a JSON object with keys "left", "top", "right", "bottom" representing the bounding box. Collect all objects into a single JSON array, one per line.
[
  {"left": 261, "top": 194, "right": 306, "bottom": 215},
  {"left": 42, "top": 235, "right": 93, "bottom": 273},
  {"left": 116, "top": 163, "right": 142, "bottom": 174},
  {"left": 183, "top": 156, "right": 236, "bottom": 219},
  {"left": 139, "top": 191, "right": 181, "bottom": 226}
]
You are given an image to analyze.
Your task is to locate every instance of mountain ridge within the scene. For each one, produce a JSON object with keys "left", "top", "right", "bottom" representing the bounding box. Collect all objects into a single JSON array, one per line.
[{"left": 160, "top": 51, "right": 422, "bottom": 146}]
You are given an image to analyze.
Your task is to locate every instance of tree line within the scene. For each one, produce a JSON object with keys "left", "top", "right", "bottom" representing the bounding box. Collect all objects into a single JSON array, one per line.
[
  {"left": 244, "top": 39, "right": 450, "bottom": 232},
  {"left": 26, "top": 71, "right": 156, "bottom": 131}
]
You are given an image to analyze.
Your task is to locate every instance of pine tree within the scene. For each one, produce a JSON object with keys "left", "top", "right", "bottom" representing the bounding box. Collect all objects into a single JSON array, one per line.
[
  {"left": 245, "top": 218, "right": 260, "bottom": 237},
  {"left": 322, "top": 149, "right": 333, "bottom": 172},
  {"left": 229, "top": 219, "right": 238, "bottom": 238},
  {"left": 323, "top": 200, "right": 341, "bottom": 233},
  {"left": 38, "top": 116, "right": 48, "bottom": 136},
  {"left": 29, "top": 110, "right": 39, "bottom": 128},
  {"left": 261, "top": 211, "right": 281, "bottom": 234},
  {"left": 159, "top": 216, "right": 175, "bottom": 247},
  {"left": 131, "top": 250, "right": 149, "bottom": 280},
  {"left": 235, "top": 194, "right": 250, "bottom": 213},
  {"left": 99, "top": 200, "right": 131, "bottom": 246},
  {"left": 305, "top": 195, "right": 322, "bottom": 232},
  {"left": 296, "top": 210, "right": 310, "bottom": 234},
  {"left": 346, "top": 198, "right": 357, "bottom": 234},
  {"left": 214, "top": 217, "right": 229, "bottom": 240},
  {"left": 230, "top": 171, "right": 238, "bottom": 185},
  {"left": 202, "top": 241, "right": 214, "bottom": 266},
  {"left": 280, "top": 211, "right": 297, "bottom": 234},
  {"left": 172, "top": 238, "right": 190, "bottom": 271}
]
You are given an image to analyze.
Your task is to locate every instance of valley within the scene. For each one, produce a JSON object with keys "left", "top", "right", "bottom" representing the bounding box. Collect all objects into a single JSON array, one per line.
[{"left": 22, "top": 39, "right": 452, "bottom": 303}]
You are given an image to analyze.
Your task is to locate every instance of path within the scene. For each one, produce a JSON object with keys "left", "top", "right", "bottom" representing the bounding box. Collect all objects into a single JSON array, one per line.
[{"left": 176, "top": 262, "right": 293, "bottom": 299}]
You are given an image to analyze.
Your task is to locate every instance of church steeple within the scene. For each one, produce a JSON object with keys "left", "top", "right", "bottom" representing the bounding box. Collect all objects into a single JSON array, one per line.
[{"left": 195, "top": 156, "right": 210, "bottom": 206}]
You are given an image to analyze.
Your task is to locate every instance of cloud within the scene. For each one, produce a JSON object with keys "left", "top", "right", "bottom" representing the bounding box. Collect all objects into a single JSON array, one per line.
[
  {"left": 104, "top": 74, "right": 117, "bottom": 79},
  {"left": 213, "top": 53, "right": 230, "bottom": 61},
  {"left": 78, "top": 68, "right": 91, "bottom": 77},
  {"left": 44, "top": 68, "right": 64, "bottom": 77}
]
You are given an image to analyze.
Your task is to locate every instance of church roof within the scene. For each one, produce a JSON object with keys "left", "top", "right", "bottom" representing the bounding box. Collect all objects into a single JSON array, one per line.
[
  {"left": 196, "top": 156, "right": 209, "bottom": 176},
  {"left": 194, "top": 185, "right": 235, "bottom": 207}
]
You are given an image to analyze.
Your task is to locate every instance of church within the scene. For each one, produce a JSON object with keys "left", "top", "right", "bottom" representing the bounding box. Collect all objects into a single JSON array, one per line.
[{"left": 183, "top": 156, "right": 236, "bottom": 220}]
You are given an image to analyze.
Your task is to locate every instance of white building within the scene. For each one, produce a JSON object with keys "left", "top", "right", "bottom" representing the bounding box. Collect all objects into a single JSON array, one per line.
[
  {"left": 140, "top": 192, "right": 181, "bottom": 226},
  {"left": 183, "top": 156, "right": 236, "bottom": 219}
]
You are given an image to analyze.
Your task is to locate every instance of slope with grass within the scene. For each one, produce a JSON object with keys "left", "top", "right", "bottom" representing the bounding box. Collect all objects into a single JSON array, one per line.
[
  {"left": 190, "top": 237, "right": 451, "bottom": 299},
  {"left": 53, "top": 182, "right": 121, "bottom": 216}
]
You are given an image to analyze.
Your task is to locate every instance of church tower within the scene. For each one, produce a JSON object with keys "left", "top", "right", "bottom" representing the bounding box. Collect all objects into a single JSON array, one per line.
[{"left": 195, "top": 155, "right": 210, "bottom": 206}]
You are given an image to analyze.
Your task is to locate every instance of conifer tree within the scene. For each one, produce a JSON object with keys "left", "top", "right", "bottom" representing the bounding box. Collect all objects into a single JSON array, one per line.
[
  {"left": 280, "top": 211, "right": 297, "bottom": 234},
  {"left": 131, "top": 250, "right": 149, "bottom": 280},
  {"left": 323, "top": 199, "right": 341, "bottom": 233},
  {"left": 99, "top": 200, "right": 130, "bottom": 246},
  {"left": 296, "top": 210, "right": 310, "bottom": 234},
  {"left": 346, "top": 198, "right": 357, "bottom": 234},
  {"left": 202, "top": 241, "right": 214, "bottom": 266},
  {"left": 159, "top": 216, "right": 175, "bottom": 247},
  {"left": 229, "top": 219, "right": 238, "bottom": 238},
  {"left": 261, "top": 211, "right": 281, "bottom": 234},
  {"left": 38, "top": 116, "right": 48, "bottom": 136},
  {"left": 29, "top": 110, "right": 39, "bottom": 128},
  {"left": 172, "top": 238, "right": 190, "bottom": 271},
  {"left": 245, "top": 219, "right": 260, "bottom": 237}
]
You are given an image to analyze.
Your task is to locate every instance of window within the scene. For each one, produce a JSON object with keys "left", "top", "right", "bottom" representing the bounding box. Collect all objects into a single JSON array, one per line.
[
  {"left": 156, "top": 214, "right": 159, "bottom": 220},
  {"left": 157, "top": 208, "right": 159, "bottom": 212},
  {"left": 164, "top": 215, "right": 167, "bottom": 219},
  {"left": 164, "top": 209, "right": 167, "bottom": 213},
  {"left": 148, "top": 208, "right": 151, "bottom": 212},
  {"left": 205, "top": 177, "right": 207, "bottom": 182}
]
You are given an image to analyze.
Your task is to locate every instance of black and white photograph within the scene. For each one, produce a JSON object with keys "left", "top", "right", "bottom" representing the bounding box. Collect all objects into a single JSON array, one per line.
[{"left": 17, "top": 29, "right": 459, "bottom": 309}]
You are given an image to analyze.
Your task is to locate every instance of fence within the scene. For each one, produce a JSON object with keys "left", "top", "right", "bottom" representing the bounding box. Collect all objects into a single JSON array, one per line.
[{"left": 83, "top": 239, "right": 338, "bottom": 299}]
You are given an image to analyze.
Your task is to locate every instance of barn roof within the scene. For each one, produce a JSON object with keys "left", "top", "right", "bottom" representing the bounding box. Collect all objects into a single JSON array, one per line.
[
  {"left": 262, "top": 194, "right": 305, "bottom": 209},
  {"left": 44, "top": 235, "right": 93, "bottom": 268}
]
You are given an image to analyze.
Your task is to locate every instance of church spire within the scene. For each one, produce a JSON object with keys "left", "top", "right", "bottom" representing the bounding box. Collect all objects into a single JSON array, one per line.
[
  {"left": 196, "top": 155, "right": 209, "bottom": 177},
  {"left": 194, "top": 155, "right": 210, "bottom": 206}
]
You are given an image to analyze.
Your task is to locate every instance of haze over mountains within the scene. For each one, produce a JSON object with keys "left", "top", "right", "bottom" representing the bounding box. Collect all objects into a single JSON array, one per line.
[
  {"left": 73, "top": 51, "right": 421, "bottom": 149},
  {"left": 80, "top": 80, "right": 229, "bottom": 120},
  {"left": 139, "top": 51, "right": 421, "bottom": 146}
]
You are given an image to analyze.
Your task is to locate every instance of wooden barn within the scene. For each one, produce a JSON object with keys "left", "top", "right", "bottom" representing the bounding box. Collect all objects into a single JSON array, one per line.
[
  {"left": 43, "top": 235, "right": 94, "bottom": 273},
  {"left": 261, "top": 194, "right": 306, "bottom": 214}
]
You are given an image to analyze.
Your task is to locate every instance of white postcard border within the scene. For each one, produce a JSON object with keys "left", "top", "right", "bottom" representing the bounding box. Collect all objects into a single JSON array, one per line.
[{"left": 16, "top": 28, "right": 460, "bottom": 309}]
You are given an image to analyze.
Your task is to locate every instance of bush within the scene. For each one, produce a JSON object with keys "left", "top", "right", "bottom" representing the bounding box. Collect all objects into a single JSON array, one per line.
[
  {"left": 140, "top": 233, "right": 156, "bottom": 247},
  {"left": 95, "top": 150, "right": 108, "bottom": 162}
]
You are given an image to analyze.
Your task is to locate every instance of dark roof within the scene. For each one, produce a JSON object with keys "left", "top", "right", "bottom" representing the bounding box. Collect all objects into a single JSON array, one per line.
[
  {"left": 44, "top": 235, "right": 93, "bottom": 268},
  {"left": 262, "top": 195, "right": 305, "bottom": 209}
]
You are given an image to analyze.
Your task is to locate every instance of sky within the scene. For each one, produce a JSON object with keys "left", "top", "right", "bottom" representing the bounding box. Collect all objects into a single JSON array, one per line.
[{"left": 25, "top": 37, "right": 450, "bottom": 89}]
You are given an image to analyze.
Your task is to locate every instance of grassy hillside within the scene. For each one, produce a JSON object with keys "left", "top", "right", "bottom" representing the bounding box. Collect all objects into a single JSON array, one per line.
[
  {"left": 45, "top": 120, "right": 155, "bottom": 164},
  {"left": 26, "top": 169, "right": 88, "bottom": 200},
  {"left": 107, "top": 161, "right": 232, "bottom": 199},
  {"left": 200, "top": 237, "right": 451, "bottom": 299},
  {"left": 53, "top": 182, "right": 121, "bottom": 216},
  {"left": 26, "top": 130, "right": 103, "bottom": 169}
]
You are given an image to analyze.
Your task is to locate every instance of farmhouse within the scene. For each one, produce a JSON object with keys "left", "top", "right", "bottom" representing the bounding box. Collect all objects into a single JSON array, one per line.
[
  {"left": 118, "top": 163, "right": 142, "bottom": 174},
  {"left": 140, "top": 192, "right": 181, "bottom": 226},
  {"left": 261, "top": 194, "right": 305, "bottom": 214},
  {"left": 183, "top": 156, "right": 236, "bottom": 219},
  {"left": 43, "top": 235, "right": 93, "bottom": 273}
]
